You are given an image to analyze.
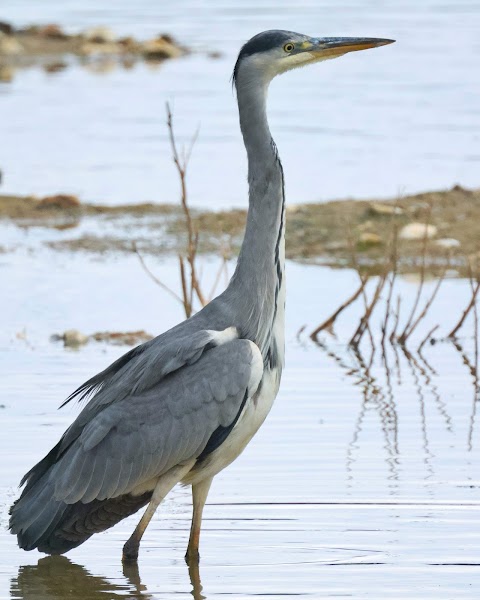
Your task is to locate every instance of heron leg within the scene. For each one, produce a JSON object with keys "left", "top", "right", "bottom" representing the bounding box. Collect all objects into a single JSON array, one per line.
[
  {"left": 122, "top": 461, "right": 194, "bottom": 562},
  {"left": 185, "top": 476, "right": 213, "bottom": 564}
]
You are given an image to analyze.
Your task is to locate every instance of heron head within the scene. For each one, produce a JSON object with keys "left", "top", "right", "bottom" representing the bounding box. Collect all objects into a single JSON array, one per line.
[{"left": 233, "top": 30, "right": 394, "bottom": 87}]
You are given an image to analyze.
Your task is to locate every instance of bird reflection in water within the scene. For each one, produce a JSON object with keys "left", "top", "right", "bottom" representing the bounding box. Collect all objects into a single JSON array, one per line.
[{"left": 10, "top": 555, "right": 206, "bottom": 600}]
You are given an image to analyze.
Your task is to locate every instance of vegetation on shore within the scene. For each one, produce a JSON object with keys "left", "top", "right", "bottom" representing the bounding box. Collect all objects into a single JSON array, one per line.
[{"left": 1, "top": 185, "right": 478, "bottom": 276}]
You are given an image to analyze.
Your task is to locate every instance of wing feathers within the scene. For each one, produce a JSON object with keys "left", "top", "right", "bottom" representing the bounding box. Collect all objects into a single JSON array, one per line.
[{"left": 17, "top": 333, "right": 263, "bottom": 511}]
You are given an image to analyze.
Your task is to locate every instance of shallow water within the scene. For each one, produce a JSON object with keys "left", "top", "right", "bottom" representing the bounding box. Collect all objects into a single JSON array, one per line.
[
  {"left": 1, "top": 0, "right": 480, "bottom": 207},
  {"left": 1, "top": 238, "right": 479, "bottom": 598}
]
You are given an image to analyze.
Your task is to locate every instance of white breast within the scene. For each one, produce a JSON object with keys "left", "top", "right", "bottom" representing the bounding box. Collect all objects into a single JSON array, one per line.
[
  {"left": 185, "top": 364, "right": 282, "bottom": 486},
  {"left": 186, "top": 235, "right": 286, "bottom": 487}
]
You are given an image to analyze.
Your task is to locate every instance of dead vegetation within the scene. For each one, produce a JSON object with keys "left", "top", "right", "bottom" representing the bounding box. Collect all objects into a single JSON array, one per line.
[
  {"left": 306, "top": 203, "right": 480, "bottom": 370},
  {"left": 1, "top": 185, "right": 479, "bottom": 273},
  {"left": 132, "top": 104, "right": 231, "bottom": 317}
]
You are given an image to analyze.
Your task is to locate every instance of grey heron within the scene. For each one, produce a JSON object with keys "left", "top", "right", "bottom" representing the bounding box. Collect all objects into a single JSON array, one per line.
[{"left": 10, "top": 30, "right": 394, "bottom": 562}]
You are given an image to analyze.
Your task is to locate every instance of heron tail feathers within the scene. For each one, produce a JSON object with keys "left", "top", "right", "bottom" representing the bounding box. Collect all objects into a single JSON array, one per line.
[{"left": 9, "top": 480, "right": 152, "bottom": 554}]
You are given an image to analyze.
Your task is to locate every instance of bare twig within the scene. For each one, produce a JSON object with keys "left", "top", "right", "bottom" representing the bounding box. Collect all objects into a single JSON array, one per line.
[
  {"left": 349, "top": 273, "right": 388, "bottom": 348},
  {"left": 418, "top": 324, "right": 439, "bottom": 355},
  {"left": 472, "top": 277, "right": 479, "bottom": 386},
  {"left": 397, "top": 204, "right": 432, "bottom": 345},
  {"left": 345, "top": 221, "right": 375, "bottom": 348},
  {"left": 448, "top": 279, "right": 480, "bottom": 339},
  {"left": 296, "top": 325, "right": 307, "bottom": 342},
  {"left": 190, "top": 231, "right": 207, "bottom": 306},
  {"left": 381, "top": 216, "right": 399, "bottom": 347},
  {"left": 389, "top": 295, "right": 402, "bottom": 345},
  {"left": 132, "top": 242, "right": 183, "bottom": 305},
  {"left": 165, "top": 102, "right": 208, "bottom": 316},
  {"left": 178, "top": 255, "right": 191, "bottom": 317},
  {"left": 403, "top": 266, "right": 446, "bottom": 344},
  {"left": 309, "top": 279, "right": 367, "bottom": 341}
]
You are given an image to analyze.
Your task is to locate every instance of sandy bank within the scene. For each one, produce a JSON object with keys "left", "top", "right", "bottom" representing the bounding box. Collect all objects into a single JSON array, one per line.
[
  {"left": 0, "top": 21, "right": 200, "bottom": 81},
  {"left": 1, "top": 185, "right": 479, "bottom": 274}
]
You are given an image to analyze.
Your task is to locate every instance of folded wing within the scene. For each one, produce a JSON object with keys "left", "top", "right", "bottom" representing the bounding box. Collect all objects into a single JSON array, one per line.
[{"left": 10, "top": 329, "right": 263, "bottom": 553}]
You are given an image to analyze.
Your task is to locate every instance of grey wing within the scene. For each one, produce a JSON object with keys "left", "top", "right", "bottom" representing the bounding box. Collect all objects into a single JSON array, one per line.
[{"left": 47, "top": 337, "right": 263, "bottom": 504}]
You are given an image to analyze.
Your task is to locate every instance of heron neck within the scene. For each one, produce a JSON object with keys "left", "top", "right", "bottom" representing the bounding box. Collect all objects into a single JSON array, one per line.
[{"left": 226, "top": 75, "right": 286, "bottom": 354}]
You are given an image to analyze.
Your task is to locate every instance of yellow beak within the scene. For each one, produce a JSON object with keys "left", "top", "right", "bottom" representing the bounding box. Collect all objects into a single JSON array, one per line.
[{"left": 308, "top": 37, "right": 395, "bottom": 58}]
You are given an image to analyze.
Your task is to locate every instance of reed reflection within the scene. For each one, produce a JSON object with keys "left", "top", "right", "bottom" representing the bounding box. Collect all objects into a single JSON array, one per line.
[{"left": 310, "top": 335, "right": 480, "bottom": 489}]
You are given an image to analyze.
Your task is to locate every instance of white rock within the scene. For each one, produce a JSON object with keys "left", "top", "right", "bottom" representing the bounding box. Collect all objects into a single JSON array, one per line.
[
  {"left": 435, "top": 238, "right": 461, "bottom": 249},
  {"left": 63, "top": 329, "right": 88, "bottom": 347},
  {"left": 369, "top": 202, "right": 403, "bottom": 216},
  {"left": 84, "top": 26, "right": 116, "bottom": 43},
  {"left": 0, "top": 34, "right": 23, "bottom": 55},
  {"left": 399, "top": 223, "right": 437, "bottom": 241}
]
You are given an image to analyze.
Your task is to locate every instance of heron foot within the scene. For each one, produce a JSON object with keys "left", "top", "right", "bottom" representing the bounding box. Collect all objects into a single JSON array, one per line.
[{"left": 122, "top": 538, "right": 140, "bottom": 562}]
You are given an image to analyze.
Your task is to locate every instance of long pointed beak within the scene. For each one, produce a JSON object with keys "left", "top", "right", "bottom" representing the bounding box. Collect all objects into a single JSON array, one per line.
[{"left": 310, "top": 37, "right": 395, "bottom": 58}]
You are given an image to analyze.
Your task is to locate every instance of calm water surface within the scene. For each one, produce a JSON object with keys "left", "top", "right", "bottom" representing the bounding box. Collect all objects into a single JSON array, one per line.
[
  {"left": 0, "top": 0, "right": 479, "bottom": 207},
  {"left": 1, "top": 236, "right": 479, "bottom": 598}
]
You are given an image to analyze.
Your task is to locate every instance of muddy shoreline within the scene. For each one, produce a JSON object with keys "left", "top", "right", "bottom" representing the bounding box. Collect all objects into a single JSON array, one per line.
[
  {"left": 1, "top": 185, "right": 479, "bottom": 274},
  {"left": 0, "top": 21, "right": 200, "bottom": 81}
]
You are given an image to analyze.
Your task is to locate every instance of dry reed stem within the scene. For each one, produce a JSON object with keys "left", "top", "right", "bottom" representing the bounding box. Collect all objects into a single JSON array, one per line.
[
  {"left": 381, "top": 218, "right": 399, "bottom": 348},
  {"left": 381, "top": 275, "right": 396, "bottom": 348},
  {"left": 166, "top": 103, "right": 206, "bottom": 315},
  {"left": 132, "top": 242, "right": 184, "bottom": 305},
  {"left": 402, "top": 266, "right": 447, "bottom": 344},
  {"left": 397, "top": 203, "right": 432, "bottom": 345},
  {"left": 345, "top": 221, "right": 375, "bottom": 349},
  {"left": 447, "top": 279, "right": 480, "bottom": 339},
  {"left": 472, "top": 278, "right": 479, "bottom": 386},
  {"left": 134, "top": 106, "right": 209, "bottom": 318},
  {"left": 417, "top": 324, "right": 439, "bottom": 355},
  {"left": 349, "top": 272, "right": 388, "bottom": 348},
  {"left": 309, "top": 279, "right": 367, "bottom": 341},
  {"left": 178, "top": 255, "right": 191, "bottom": 317},
  {"left": 389, "top": 296, "right": 402, "bottom": 345}
]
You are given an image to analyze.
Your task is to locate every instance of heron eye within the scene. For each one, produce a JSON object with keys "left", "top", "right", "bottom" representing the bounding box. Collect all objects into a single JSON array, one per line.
[{"left": 283, "top": 43, "right": 295, "bottom": 53}]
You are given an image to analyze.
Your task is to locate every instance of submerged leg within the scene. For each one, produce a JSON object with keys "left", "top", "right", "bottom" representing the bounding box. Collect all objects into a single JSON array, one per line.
[
  {"left": 122, "top": 461, "right": 194, "bottom": 562},
  {"left": 185, "top": 476, "right": 213, "bottom": 563}
]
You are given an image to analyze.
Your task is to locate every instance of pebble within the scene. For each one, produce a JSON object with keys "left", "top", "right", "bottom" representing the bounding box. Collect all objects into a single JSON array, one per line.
[
  {"left": 0, "top": 33, "right": 23, "bottom": 55},
  {"left": 369, "top": 202, "right": 403, "bottom": 216},
  {"left": 358, "top": 232, "right": 383, "bottom": 246},
  {"left": 435, "top": 238, "right": 461, "bottom": 249},
  {"left": 36, "top": 194, "right": 81, "bottom": 210},
  {"left": 83, "top": 26, "right": 116, "bottom": 43},
  {"left": 142, "top": 35, "right": 183, "bottom": 60},
  {"left": 37, "top": 24, "right": 68, "bottom": 39},
  {"left": 62, "top": 330, "right": 89, "bottom": 347},
  {"left": 399, "top": 223, "right": 437, "bottom": 241}
]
